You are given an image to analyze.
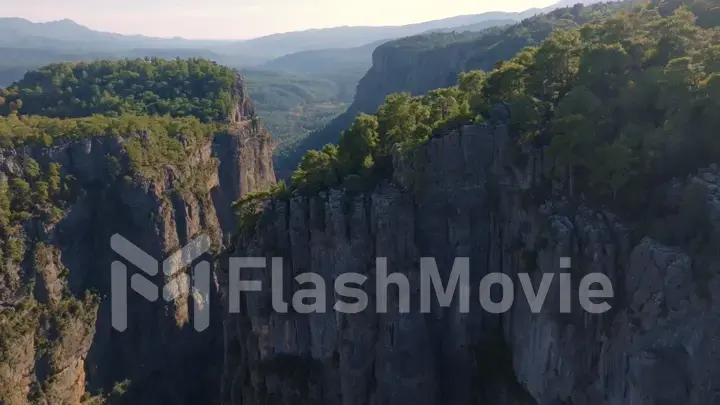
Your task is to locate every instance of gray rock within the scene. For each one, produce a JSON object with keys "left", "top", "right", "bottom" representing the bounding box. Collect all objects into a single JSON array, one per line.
[{"left": 219, "top": 123, "right": 720, "bottom": 405}]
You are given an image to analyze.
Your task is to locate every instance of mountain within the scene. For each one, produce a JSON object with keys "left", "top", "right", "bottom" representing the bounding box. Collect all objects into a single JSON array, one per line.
[
  {"left": 2, "top": 0, "right": 720, "bottom": 404},
  {"left": 0, "top": 59, "right": 276, "bottom": 404},
  {"left": 0, "top": 0, "right": 609, "bottom": 178},
  {"left": 425, "top": 19, "right": 517, "bottom": 33},
  {"left": 239, "top": 68, "right": 350, "bottom": 154},
  {"left": 0, "top": 17, "right": 114, "bottom": 45},
  {"left": 0, "top": 0, "right": 598, "bottom": 61},
  {"left": 274, "top": 1, "right": 624, "bottom": 175},
  {"left": 0, "top": 17, "right": 234, "bottom": 51},
  {"left": 225, "top": 0, "right": 720, "bottom": 403},
  {"left": 0, "top": 46, "right": 270, "bottom": 89},
  {"left": 259, "top": 17, "right": 517, "bottom": 77},
  {"left": 224, "top": 0, "right": 607, "bottom": 59},
  {"left": 260, "top": 40, "right": 385, "bottom": 76},
  {"left": 222, "top": 4, "right": 568, "bottom": 59}
]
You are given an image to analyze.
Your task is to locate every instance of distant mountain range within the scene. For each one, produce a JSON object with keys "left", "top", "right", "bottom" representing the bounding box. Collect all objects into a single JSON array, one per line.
[
  {"left": 257, "top": 17, "right": 520, "bottom": 76},
  {"left": 0, "top": 17, "right": 233, "bottom": 50},
  {"left": 0, "top": 0, "right": 599, "bottom": 64},
  {"left": 0, "top": 0, "right": 607, "bottom": 177}
]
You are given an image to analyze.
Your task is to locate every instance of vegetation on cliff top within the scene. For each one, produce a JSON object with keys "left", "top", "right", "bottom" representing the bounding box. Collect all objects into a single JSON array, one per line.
[
  {"left": 0, "top": 60, "right": 232, "bottom": 339},
  {"left": 0, "top": 58, "right": 238, "bottom": 191},
  {"left": 274, "top": 1, "right": 628, "bottom": 174},
  {"left": 279, "top": 0, "right": 720, "bottom": 221},
  {"left": 0, "top": 113, "right": 219, "bottom": 148},
  {"left": 0, "top": 58, "right": 233, "bottom": 404},
  {"left": 0, "top": 58, "right": 239, "bottom": 122}
]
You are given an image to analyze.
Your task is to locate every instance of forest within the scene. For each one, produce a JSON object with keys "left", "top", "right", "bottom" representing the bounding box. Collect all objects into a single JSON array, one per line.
[
  {"left": 273, "top": 0, "right": 631, "bottom": 174},
  {"left": 0, "top": 58, "right": 239, "bottom": 122},
  {"left": 241, "top": 69, "right": 350, "bottom": 157},
  {"left": 278, "top": 0, "right": 720, "bottom": 231},
  {"left": 1, "top": 0, "right": 719, "bottom": 237}
]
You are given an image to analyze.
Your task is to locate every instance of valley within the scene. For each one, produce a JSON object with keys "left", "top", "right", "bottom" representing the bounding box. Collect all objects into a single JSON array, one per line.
[
  {"left": 0, "top": 0, "right": 587, "bottom": 177},
  {"left": 1, "top": 0, "right": 719, "bottom": 403}
]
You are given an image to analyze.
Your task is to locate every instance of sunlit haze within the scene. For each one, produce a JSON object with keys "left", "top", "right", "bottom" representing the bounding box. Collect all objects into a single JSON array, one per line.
[{"left": 2, "top": 0, "right": 558, "bottom": 39}]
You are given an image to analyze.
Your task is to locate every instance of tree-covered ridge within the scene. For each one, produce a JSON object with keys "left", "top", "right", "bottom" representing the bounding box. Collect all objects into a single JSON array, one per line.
[
  {"left": 290, "top": 84, "right": 479, "bottom": 191},
  {"left": 0, "top": 113, "right": 217, "bottom": 147},
  {"left": 0, "top": 58, "right": 239, "bottom": 122},
  {"left": 287, "top": 0, "right": 720, "bottom": 222},
  {"left": 382, "top": 31, "right": 486, "bottom": 53},
  {"left": 495, "top": 0, "right": 720, "bottom": 208},
  {"left": 275, "top": 1, "right": 629, "bottom": 174}
]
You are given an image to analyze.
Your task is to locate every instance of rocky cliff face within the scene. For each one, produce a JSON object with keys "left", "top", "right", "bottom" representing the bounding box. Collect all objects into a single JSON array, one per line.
[
  {"left": 0, "top": 84, "right": 275, "bottom": 404},
  {"left": 220, "top": 120, "right": 720, "bottom": 404}
]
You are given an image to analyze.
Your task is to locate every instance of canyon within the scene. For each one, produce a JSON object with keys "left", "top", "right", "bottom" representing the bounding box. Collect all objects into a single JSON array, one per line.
[
  {"left": 1, "top": 86, "right": 719, "bottom": 405},
  {"left": 0, "top": 76, "right": 274, "bottom": 404},
  {"left": 219, "top": 114, "right": 720, "bottom": 405},
  {"left": 2, "top": 0, "right": 720, "bottom": 402}
]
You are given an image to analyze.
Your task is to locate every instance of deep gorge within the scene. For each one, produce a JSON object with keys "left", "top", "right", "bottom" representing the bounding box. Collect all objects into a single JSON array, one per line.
[{"left": 218, "top": 117, "right": 720, "bottom": 405}]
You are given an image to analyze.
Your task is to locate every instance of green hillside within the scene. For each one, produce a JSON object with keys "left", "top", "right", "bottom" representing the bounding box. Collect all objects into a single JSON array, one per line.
[
  {"left": 0, "top": 58, "right": 350, "bottom": 165},
  {"left": 241, "top": 69, "right": 349, "bottom": 156},
  {"left": 282, "top": 0, "right": 720, "bottom": 231},
  {"left": 274, "top": 2, "right": 627, "bottom": 175},
  {"left": 0, "top": 58, "right": 239, "bottom": 123}
]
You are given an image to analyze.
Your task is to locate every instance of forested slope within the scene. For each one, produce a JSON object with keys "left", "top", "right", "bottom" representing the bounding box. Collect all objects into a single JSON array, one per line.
[
  {"left": 0, "top": 58, "right": 275, "bottom": 405},
  {"left": 241, "top": 69, "right": 349, "bottom": 157},
  {"left": 0, "top": 58, "right": 244, "bottom": 123},
  {"left": 224, "top": 1, "right": 720, "bottom": 403},
  {"left": 275, "top": 1, "right": 629, "bottom": 174},
  {"left": 266, "top": 0, "right": 720, "bottom": 237}
]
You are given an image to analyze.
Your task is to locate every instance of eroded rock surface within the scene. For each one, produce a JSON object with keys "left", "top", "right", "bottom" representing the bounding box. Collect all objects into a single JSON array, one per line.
[
  {"left": 0, "top": 76, "right": 275, "bottom": 405},
  {"left": 220, "top": 122, "right": 720, "bottom": 405}
]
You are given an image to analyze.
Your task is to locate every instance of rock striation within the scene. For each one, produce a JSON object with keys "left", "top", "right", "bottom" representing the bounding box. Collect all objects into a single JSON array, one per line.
[
  {"left": 0, "top": 78, "right": 275, "bottom": 405},
  {"left": 220, "top": 118, "right": 720, "bottom": 404}
]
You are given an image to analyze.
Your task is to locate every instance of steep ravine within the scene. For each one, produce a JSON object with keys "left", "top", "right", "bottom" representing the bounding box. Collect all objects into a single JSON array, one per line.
[
  {"left": 220, "top": 119, "right": 720, "bottom": 404},
  {"left": 0, "top": 82, "right": 275, "bottom": 404}
]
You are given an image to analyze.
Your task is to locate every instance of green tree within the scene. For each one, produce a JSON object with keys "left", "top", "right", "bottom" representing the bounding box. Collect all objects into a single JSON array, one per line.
[
  {"left": 377, "top": 93, "right": 428, "bottom": 154},
  {"left": 23, "top": 158, "right": 41, "bottom": 180},
  {"left": 33, "top": 181, "right": 50, "bottom": 205},
  {"left": 547, "top": 114, "right": 596, "bottom": 196},
  {"left": 291, "top": 145, "right": 339, "bottom": 190},
  {"left": 10, "top": 178, "right": 32, "bottom": 212},
  {"left": 482, "top": 61, "right": 528, "bottom": 104},
  {"left": 528, "top": 29, "right": 582, "bottom": 101},
  {"left": 47, "top": 163, "right": 62, "bottom": 196},
  {"left": 0, "top": 177, "right": 10, "bottom": 225},
  {"left": 424, "top": 88, "right": 463, "bottom": 126},
  {"left": 588, "top": 141, "right": 637, "bottom": 200},
  {"left": 0, "top": 58, "right": 240, "bottom": 123},
  {"left": 338, "top": 114, "right": 379, "bottom": 176}
]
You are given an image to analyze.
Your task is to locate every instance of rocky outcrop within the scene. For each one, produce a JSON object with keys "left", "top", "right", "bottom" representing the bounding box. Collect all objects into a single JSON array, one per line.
[
  {"left": 219, "top": 119, "right": 720, "bottom": 404},
  {"left": 0, "top": 98, "right": 275, "bottom": 403}
]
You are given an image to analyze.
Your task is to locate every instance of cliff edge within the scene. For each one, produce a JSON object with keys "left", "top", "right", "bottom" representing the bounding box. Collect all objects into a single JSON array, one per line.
[
  {"left": 0, "top": 74, "right": 275, "bottom": 405},
  {"left": 220, "top": 119, "right": 720, "bottom": 404}
]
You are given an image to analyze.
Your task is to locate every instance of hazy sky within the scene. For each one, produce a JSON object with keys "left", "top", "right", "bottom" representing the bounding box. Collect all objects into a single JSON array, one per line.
[{"left": 1, "top": 0, "right": 558, "bottom": 40}]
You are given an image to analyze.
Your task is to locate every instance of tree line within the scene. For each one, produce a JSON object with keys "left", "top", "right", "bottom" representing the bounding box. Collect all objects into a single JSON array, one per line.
[
  {"left": 286, "top": 0, "right": 720, "bottom": 221},
  {"left": 0, "top": 58, "right": 239, "bottom": 123}
]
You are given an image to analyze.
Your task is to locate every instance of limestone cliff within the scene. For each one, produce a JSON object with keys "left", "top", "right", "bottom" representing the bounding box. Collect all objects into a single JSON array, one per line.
[
  {"left": 220, "top": 120, "right": 720, "bottom": 404},
  {"left": 0, "top": 80, "right": 275, "bottom": 404}
]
